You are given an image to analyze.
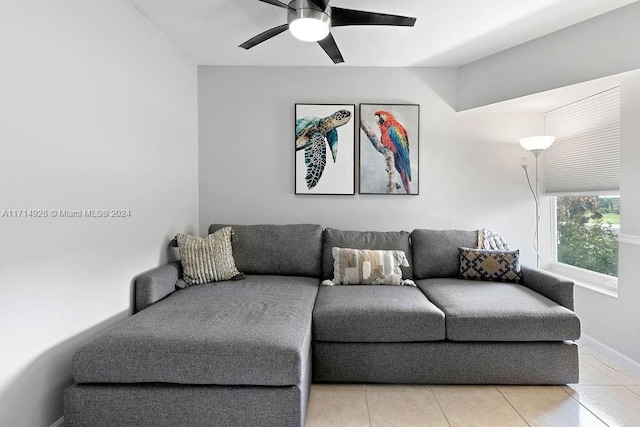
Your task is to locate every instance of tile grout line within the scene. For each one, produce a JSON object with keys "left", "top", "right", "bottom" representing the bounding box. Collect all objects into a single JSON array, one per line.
[
  {"left": 495, "top": 386, "right": 532, "bottom": 427},
  {"left": 582, "top": 357, "right": 624, "bottom": 385},
  {"left": 626, "top": 385, "right": 640, "bottom": 397},
  {"left": 580, "top": 345, "right": 640, "bottom": 376},
  {"left": 585, "top": 350, "right": 638, "bottom": 373},
  {"left": 583, "top": 353, "right": 640, "bottom": 385},
  {"left": 363, "top": 384, "right": 373, "bottom": 427},
  {"left": 429, "top": 386, "right": 452, "bottom": 427},
  {"left": 559, "top": 385, "right": 611, "bottom": 426},
  {"left": 593, "top": 354, "right": 623, "bottom": 371}
]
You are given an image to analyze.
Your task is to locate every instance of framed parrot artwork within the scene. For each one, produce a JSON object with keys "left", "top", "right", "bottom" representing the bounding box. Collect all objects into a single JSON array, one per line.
[
  {"left": 295, "top": 104, "right": 356, "bottom": 195},
  {"left": 359, "top": 104, "right": 420, "bottom": 195}
]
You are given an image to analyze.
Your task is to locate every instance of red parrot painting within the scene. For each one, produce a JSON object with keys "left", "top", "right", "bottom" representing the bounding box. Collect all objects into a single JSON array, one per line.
[{"left": 374, "top": 110, "right": 412, "bottom": 194}]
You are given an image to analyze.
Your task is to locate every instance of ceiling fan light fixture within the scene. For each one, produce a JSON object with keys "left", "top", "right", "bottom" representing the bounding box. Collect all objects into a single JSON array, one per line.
[
  {"left": 241, "top": 0, "right": 417, "bottom": 64},
  {"left": 287, "top": 4, "right": 331, "bottom": 42}
]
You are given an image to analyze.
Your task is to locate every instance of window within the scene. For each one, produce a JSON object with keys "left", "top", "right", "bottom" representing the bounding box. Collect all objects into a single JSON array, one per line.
[
  {"left": 544, "top": 87, "right": 620, "bottom": 288},
  {"left": 556, "top": 195, "right": 619, "bottom": 277}
]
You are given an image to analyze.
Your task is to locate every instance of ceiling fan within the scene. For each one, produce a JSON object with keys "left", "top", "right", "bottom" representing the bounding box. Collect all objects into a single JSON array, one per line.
[{"left": 240, "top": 0, "right": 417, "bottom": 64}]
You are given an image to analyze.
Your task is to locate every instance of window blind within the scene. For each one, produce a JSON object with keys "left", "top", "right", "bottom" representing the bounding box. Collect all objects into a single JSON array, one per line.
[{"left": 544, "top": 87, "right": 620, "bottom": 195}]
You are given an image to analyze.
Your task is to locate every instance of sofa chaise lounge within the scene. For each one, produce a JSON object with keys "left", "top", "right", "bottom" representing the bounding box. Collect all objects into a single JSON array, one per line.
[{"left": 64, "top": 224, "right": 580, "bottom": 426}]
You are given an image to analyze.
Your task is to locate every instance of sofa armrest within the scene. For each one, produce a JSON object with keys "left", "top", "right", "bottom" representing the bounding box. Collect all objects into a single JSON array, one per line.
[
  {"left": 521, "top": 265, "right": 575, "bottom": 311},
  {"left": 134, "top": 262, "right": 181, "bottom": 313}
]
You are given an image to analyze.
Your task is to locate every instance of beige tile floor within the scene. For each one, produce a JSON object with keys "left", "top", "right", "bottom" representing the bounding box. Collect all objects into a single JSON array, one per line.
[{"left": 305, "top": 345, "right": 640, "bottom": 427}]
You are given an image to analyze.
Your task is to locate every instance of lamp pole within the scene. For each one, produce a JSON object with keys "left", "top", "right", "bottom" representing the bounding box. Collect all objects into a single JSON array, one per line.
[
  {"left": 519, "top": 135, "right": 555, "bottom": 269},
  {"left": 532, "top": 149, "right": 543, "bottom": 268}
]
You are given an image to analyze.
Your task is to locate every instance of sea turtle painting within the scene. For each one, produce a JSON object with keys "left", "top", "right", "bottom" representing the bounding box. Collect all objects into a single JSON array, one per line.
[{"left": 295, "top": 109, "right": 352, "bottom": 190}]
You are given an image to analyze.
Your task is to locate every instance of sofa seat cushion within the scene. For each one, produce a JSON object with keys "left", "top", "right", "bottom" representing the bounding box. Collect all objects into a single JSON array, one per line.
[
  {"left": 73, "top": 275, "right": 319, "bottom": 386},
  {"left": 313, "top": 286, "right": 445, "bottom": 342},
  {"left": 416, "top": 278, "right": 580, "bottom": 341}
]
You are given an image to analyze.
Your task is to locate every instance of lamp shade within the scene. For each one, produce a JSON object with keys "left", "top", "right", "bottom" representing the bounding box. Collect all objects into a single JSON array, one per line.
[
  {"left": 288, "top": 7, "right": 331, "bottom": 42},
  {"left": 519, "top": 136, "right": 556, "bottom": 152}
]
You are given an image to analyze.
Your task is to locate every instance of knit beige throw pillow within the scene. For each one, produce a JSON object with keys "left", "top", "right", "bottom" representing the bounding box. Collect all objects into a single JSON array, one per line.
[{"left": 176, "top": 227, "right": 243, "bottom": 286}]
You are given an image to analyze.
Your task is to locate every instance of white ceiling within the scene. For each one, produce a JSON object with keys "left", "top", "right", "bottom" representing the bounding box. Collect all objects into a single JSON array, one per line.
[{"left": 129, "top": 0, "right": 637, "bottom": 67}]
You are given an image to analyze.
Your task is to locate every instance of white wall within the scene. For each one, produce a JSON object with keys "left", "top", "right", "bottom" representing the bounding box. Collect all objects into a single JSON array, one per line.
[
  {"left": 573, "top": 74, "right": 640, "bottom": 363},
  {"left": 199, "top": 66, "right": 542, "bottom": 263},
  {"left": 0, "top": 1, "right": 198, "bottom": 426},
  {"left": 457, "top": 1, "right": 640, "bottom": 111},
  {"left": 620, "top": 75, "right": 640, "bottom": 238}
]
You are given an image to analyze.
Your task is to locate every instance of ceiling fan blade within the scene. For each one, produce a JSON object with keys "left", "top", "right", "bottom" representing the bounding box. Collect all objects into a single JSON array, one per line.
[
  {"left": 317, "top": 33, "right": 344, "bottom": 64},
  {"left": 257, "top": 0, "right": 294, "bottom": 11},
  {"left": 308, "top": 0, "right": 329, "bottom": 10},
  {"left": 239, "top": 24, "right": 289, "bottom": 49},
  {"left": 331, "top": 7, "right": 417, "bottom": 27}
]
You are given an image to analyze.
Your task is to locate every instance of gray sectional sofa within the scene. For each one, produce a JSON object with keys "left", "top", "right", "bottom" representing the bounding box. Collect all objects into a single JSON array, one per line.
[{"left": 64, "top": 224, "right": 580, "bottom": 426}]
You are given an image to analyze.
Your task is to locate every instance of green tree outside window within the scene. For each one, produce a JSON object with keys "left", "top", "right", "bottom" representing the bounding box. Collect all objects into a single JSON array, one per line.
[{"left": 556, "top": 196, "right": 619, "bottom": 277}]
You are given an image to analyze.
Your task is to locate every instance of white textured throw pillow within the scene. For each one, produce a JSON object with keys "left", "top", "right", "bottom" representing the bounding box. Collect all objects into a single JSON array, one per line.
[
  {"left": 176, "top": 227, "right": 243, "bottom": 286},
  {"left": 327, "top": 247, "right": 416, "bottom": 286}
]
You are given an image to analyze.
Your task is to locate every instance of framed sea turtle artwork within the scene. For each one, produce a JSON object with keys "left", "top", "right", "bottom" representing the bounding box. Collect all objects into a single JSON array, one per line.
[
  {"left": 295, "top": 104, "right": 356, "bottom": 195},
  {"left": 359, "top": 103, "right": 420, "bottom": 195}
]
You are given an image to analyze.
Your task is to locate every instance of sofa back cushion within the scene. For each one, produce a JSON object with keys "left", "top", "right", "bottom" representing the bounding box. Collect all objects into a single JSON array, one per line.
[
  {"left": 322, "top": 228, "right": 413, "bottom": 280},
  {"left": 209, "top": 224, "right": 323, "bottom": 277},
  {"left": 411, "top": 229, "right": 478, "bottom": 278}
]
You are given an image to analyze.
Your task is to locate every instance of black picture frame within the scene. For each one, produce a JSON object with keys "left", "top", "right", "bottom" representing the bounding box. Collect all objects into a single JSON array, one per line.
[
  {"left": 359, "top": 103, "right": 420, "bottom": 195},
  {"left": 295, "top": 103, "right": 356, "bottom": 195}
]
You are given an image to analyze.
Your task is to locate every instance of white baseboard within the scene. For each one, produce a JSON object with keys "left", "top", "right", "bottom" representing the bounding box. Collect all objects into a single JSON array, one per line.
[
  {"left": 51, "top": 416, "right": 64, "bottom": 427},
  {"left": 579, "top": 334, "right": 640, "bottom": 371}
]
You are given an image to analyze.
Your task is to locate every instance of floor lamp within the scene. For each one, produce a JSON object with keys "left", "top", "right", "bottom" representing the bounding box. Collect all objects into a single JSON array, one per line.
[{"left": 519, "top": 136, "right": 556, "bottom": 268}]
